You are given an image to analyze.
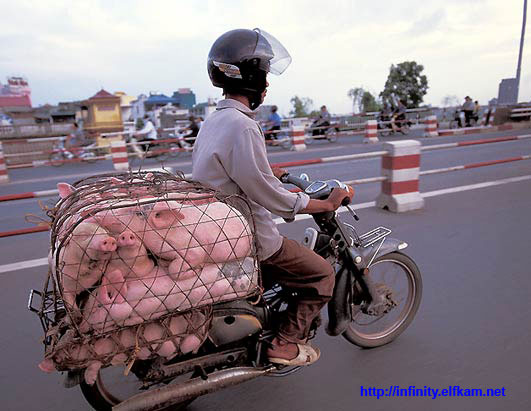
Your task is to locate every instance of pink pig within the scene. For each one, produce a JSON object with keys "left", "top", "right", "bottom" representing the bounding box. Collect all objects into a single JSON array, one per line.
[
  {"left": 106, "top": 230, "right": 155, "bottom": 279},
  {"left": 143, "top": 200, "right": 252, "bottom": 275},
  {"left": 59, "top": 221, "right": 117, "bottom": 311}
]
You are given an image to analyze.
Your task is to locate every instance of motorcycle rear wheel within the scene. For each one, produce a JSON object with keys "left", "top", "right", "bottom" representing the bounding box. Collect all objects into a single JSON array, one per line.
[
  {"left": 343, "top": 252, "right": 422, "bottom": 348},
  {"left": 80, "top": 366, "right": 196, "bottom": 411},
  {"left": 49, "top": 152, "right": 65, "bottom": 167}
]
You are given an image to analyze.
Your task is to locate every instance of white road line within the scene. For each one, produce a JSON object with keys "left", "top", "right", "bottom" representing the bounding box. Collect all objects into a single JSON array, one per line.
[
  {"left": 0, "top": 257, "right": 48, "bottom": 274},
  {"left": 421, "top": 175, "right": 531, "bottom": 198},
  {"left": 1, "top": 174, "right": 531, "bottom": 275}
]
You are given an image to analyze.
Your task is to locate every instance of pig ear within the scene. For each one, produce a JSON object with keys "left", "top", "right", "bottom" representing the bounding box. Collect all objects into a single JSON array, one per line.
[
  {"left": 57, "top": 183, "right": 75, "bottom": 199},
  {"left": 149, "top": 207, "right": 185, "bottom": 229}
]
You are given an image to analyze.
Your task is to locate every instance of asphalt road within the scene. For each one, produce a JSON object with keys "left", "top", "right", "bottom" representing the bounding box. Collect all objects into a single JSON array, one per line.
[{"left": 0, "top": 128, "right": 530, "bottom": 410}]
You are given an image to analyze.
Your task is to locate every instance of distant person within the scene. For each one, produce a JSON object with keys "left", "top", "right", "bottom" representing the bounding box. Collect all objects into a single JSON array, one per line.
[
  {"left": 391, "top": 99, "right": 407, "bottom": 133},
  {"left": 179, "top": 115, "right": 200, "bottom": 146},
  {"left": 65, "top": 122, "right": 90, "bottom": 155},
  {"left": 265, "top": 105, "right": 282, "bottom": 140},
  {"left": 134, "top": 114, "right": 157, "bottom": 152},
  {"left": 312, "top": 105, "right": 331, "bottom": 136},
  {"left": 197, "top": 116, "right": 204, "bottom": 129},
  {"left": 473, "top": 100, "right": 480, "bottom": 124},
  {"left": 462, "top": 96, "right": 475, "bottom": 127}
]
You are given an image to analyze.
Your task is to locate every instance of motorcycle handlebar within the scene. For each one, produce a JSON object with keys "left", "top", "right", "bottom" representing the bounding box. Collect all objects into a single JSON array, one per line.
[
  {"left": 280, "top": 173, "right": 312, "bottom": 190},
  {"left": 280, "top": 173, "right": 351, "bottom": 206}
]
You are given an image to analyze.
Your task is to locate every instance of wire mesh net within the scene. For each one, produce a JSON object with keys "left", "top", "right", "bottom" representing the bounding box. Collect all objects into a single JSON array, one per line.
[{"left": 38, "top": 171, "right": 260, "bottom": 378}]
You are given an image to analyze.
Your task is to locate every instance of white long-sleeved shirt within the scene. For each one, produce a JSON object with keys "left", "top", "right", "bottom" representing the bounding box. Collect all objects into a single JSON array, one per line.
[
  {"left": 192, "top": 99, "right": 310, "bottom": 260},
  {"left": 137, "top": 120, "right": 157, "bottom": 140}
]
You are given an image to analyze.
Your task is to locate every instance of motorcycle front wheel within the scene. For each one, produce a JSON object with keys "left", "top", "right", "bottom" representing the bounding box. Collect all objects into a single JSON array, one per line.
[
  {"left": 343, "top": 252, "right": 422, "bottom": 348},
  {"left": 80, "top": 365, "right": 196, "bottom": 411}
]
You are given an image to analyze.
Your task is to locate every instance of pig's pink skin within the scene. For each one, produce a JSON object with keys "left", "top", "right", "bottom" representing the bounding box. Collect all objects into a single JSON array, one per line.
[
  {"left": 180, "top": 335, "right": 201, "bottom": 354},
  {"left": 169, "top": 315, "right": 189, "bottom": 335},
  {"left": 107, "top": 231, "right": 154, "bottom": 279},
  {"left": 57, "top": 182, "right": 75, "bottom": 199},
  {"left": 79, "top": 281, "right": 133, "bottom": 333},
  {"left": 91, "top": 206, "right": 149, "bottom": 237},
  {"left": 60, "top": 221, "right": 117, "bottom": 310},
  {"left": 38, "top": 358, "right": 56, "bottom": 373},
  {"left": 167, "top": 256, "right": 193, "bottom": 280},
  {"left": 144, "top": 201, "right": 251, "bottom": 265},
  {"left": 84, "top": 361, "right": 102, "bottom": 386}
]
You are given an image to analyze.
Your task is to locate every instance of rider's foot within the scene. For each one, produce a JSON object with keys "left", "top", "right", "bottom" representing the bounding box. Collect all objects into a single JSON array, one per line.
[{"left": 267, "top": 336, "right": 320, "bottom": 366}]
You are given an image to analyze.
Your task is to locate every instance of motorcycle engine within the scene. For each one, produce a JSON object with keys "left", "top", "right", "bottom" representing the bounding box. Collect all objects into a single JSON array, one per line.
[{"left": 208, "top": 300, "right": 263, "bottom": 346}]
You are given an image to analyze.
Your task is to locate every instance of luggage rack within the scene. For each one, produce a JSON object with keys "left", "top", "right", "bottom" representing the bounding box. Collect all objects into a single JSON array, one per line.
[
  {"left": 28, "top": 288, "right": 65, "bottom": 338},
  {"left": 359, "top": 226, "right": 392, "bottom": 248}
]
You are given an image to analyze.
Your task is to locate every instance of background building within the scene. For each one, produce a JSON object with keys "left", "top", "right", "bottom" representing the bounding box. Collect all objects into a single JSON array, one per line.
[{"left": 172, "top": 88, "right": 196, "bottom": 109}]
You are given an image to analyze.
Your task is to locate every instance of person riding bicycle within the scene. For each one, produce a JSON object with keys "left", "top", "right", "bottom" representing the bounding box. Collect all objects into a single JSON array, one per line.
[
  {"left": 264, "top": 105, "right": 282, "bottom": 141},
  {"left": 134, "top": 114, "right": 158, "bottom": 153},
  {"left": 311, "top": 105, "right": 331, "bottom": 136},
  {"left": 192, "top": 28, "right": 353, "bottom": 366},
  {"left": 391, "top": 99, "right": 407, "bottom": 133}
]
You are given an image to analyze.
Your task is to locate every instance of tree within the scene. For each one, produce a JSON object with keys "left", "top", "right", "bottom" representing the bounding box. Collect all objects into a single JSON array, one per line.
[
  {"left": 348, "top": 87, "right": 364, "bottom": 113},
  {"left": 380, "top": 61, "right": 428, "bottom": 108},
  {"left": 290, "top": 96, "right": 313, "bottom": 117},
  {"left": 361, "top": 91, "right": 380, "bottom": 112}
]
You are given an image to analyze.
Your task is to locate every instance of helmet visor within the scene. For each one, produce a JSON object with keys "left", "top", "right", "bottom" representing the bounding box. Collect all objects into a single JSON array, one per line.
[{"left": 254, "top": 28, "right": 292, "bottom": 75}]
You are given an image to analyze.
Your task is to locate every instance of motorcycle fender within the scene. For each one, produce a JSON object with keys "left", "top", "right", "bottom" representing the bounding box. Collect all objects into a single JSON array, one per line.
[{"left": 359, "top": 237, "right": 405, "bottom": 267}]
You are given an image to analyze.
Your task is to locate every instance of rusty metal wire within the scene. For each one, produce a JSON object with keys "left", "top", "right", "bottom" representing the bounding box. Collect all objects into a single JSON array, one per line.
[{"left": 38, "top": 171, "right": 261, "bottom": 376}]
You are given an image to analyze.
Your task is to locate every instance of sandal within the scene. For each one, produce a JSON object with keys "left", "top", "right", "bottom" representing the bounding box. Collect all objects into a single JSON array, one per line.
[{"left": 268, "top": 343, "right": 321, "bottom": 366}]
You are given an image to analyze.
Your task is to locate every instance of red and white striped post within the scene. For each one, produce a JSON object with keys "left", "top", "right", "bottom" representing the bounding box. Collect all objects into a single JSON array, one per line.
[
  {"left": 363, "top": 120, "right": 379, "bottom": 143},
  {"left": 376, "top": 140, "right": 424, "bottom": 212},
  {"left": 0, "top": 142, "right": 9, "bottom": 184},
  {"left": 110, "top": 137, "right": 129, "bottom": 171},
  {"left": 423, "top": 115, "right": 438, "bottom": 137},
  {"left": 290, "top": 125, "right": 307, "bottom": 151}
]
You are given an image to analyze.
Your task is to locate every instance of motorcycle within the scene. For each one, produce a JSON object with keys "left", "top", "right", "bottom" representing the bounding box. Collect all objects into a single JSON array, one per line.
[
  {"left": 29, "top": 173, "right": 422, "bottom": 411},
  {"left": 306, "top": 122, "right": 339, "bottom": 144},
  {"left": 49, "top": 138, "right": 98, "bottom": 167},
  {"left": 127, "top": 135, "right": 180, "bottom": 163}
]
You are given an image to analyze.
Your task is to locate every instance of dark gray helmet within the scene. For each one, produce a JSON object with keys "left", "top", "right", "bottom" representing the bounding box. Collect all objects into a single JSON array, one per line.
[{"left": 207, "top": 28, "right": 291, "bottom": 108}]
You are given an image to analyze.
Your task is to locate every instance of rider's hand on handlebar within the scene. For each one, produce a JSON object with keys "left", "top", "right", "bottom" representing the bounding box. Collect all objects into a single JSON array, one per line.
[
  {"left": 327, "top": 185, "right": 354, "bottom": 209},
  {"left": 272, "top": 167, "right": 288, "bottom": 180}
]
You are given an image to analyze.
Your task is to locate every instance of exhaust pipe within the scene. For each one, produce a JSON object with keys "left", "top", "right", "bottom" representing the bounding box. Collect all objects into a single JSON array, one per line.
[{"left": 113, "top": 366, "right": 274, "bottom": 411}]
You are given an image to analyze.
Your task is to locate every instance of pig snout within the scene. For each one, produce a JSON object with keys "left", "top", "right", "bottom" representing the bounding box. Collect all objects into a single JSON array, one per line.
[
  {"left": 118, "top": 231, "right": 137, "bottom": 247},
  {"left": 98, "top": 236, "right": 117, "bottom": 252}
]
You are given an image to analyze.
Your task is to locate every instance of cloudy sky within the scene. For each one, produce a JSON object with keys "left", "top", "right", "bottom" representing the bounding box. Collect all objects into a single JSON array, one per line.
[{"left": 1, "top": 0, "right": 529, "bottom": 116}]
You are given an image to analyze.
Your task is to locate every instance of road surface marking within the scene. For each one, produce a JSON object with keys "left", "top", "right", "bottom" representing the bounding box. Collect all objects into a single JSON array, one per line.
[{"left": 1, "top": 174, "right": 530, "bottom": 274}]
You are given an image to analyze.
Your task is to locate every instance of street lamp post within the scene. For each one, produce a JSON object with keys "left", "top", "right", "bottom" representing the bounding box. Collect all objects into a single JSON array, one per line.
[{"left": 516, "top": 0, "right": 528, "bottom": 102}]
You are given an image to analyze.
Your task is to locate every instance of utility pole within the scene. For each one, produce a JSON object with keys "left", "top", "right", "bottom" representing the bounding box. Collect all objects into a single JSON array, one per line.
[{"left": 516, "top": 0, "right": 527, "bottom": 102}]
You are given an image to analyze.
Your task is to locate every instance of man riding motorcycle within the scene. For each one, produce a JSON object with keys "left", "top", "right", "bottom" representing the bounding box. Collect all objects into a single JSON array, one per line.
[{"left": 192, "top": 28, "right": 353, "bottom": 366}]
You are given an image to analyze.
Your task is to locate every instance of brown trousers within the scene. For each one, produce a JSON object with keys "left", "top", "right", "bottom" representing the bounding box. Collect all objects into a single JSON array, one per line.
[{"left": 260, "top": 237, "right": 336, "bottom": 344}]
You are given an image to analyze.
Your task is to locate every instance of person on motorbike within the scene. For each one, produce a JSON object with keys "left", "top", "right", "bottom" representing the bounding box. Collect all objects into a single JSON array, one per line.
[
  {"left": 179, "top": 115, "right": 200, "bottom": 146},
  {"left": 462, "top": 96, "right": 475, "bottom": 127},
  {"left": 64, "top": 122, "right": 90, "bottom": 157},
  {"left": 391, "top": 99, "right": 407, "bottom": 133},
  {"left": 133, "top": 114, "right": 158, "bottom": 153},
  {"left": 192, "top": 28, "right": 354, "bottom": 366},
  {"left": 377, "top": 102, "right": 393, "bottom": 131},
  {"left": 312, "top": 105, "right": 331, "bottom": 136},
  {"left": 264, "top": 105, "right": 282, "bottom": 141}
]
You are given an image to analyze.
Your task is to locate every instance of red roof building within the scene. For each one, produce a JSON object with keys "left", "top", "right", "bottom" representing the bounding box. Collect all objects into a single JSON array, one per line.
[{"left": 0, "top": 94, "right": 32, "bottom": 108}]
